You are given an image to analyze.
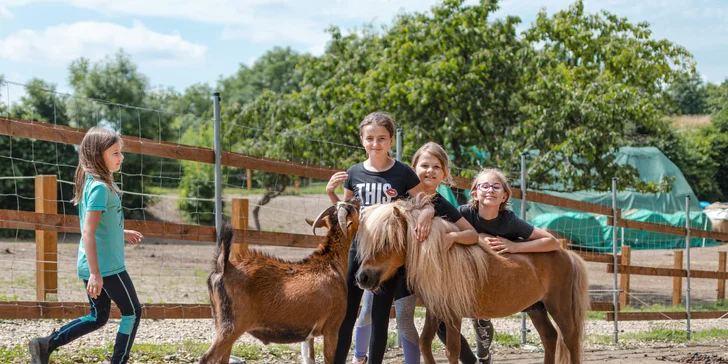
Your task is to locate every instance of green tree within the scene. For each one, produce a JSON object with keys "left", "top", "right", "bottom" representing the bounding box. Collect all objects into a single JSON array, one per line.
[
  {"left": 228, "top": 0, "right": 693, "bottom": 197},
  {"left": 667, "top": 73, "right": 708, "bottom": 115},
  {"left": 706, "top": 80, "right": 728, "bottom": 115},
  {"left": 0, "top": 79, "right": 78, "bottom": 237}
]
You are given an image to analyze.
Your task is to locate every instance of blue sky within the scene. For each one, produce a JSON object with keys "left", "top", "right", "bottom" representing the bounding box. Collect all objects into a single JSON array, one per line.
[{"left": 1, "top": 0, "right": 727, "bottom": 105}]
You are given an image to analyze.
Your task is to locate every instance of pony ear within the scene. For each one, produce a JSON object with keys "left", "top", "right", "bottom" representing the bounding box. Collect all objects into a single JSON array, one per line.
[
  {"left": 392, "top": 206, "right": 408, "bottom": 232},
  {"left": 392, "top": 206, "right": 403, "bottom": 219}
]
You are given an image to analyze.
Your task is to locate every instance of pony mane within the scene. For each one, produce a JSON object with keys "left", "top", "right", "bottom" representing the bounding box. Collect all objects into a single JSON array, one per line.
[{"left": 357, "top": 197, "right": 493, "bottom": 324}]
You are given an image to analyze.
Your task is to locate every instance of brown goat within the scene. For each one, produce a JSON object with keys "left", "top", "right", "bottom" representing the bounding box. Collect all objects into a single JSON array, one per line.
[{"left": 200, "top": 198, "right": 361, "bottom": 364}]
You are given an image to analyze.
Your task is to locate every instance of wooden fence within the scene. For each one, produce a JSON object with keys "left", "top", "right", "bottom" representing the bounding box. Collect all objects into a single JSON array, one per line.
[{"left": 1, "top": 116, "right": 727, "bottom": 321}]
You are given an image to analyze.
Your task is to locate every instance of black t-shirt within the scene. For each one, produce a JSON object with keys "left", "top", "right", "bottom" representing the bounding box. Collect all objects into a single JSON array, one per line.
[
  {"left": 458, "top": 205, "right": 534, "bottom": 241},
  {"left": 343, "top": 160, "right": 420, "bottom": 210},
  {"left": 432, "top": 193, "right": 462, "bottom": 223}
]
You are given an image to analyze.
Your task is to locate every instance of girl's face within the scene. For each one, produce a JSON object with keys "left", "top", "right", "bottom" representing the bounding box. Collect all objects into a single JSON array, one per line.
[
  {"left": 103, "top": 142, "right": 124, "bottom": 173},
  {"left": 360, "top": 125, "right": 393, "bottom": 158},
  {"left": 414, "top": 152, "right": 445, "bottom": 193},
  {"left": 473, "top": 173, "right": 507, "bottom": 209}
]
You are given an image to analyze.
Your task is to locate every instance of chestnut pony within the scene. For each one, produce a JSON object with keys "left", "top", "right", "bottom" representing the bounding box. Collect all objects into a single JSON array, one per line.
[
  {"left": 355, "top": 198, "right": 589, "bottom": 364},
  {"left": 200, "top": 198, "right": 360, "bottom": 364}
]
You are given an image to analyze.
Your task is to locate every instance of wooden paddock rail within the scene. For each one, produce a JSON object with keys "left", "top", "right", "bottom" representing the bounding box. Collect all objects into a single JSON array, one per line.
[{"left": 3, "top": 117, "right": 728, "bottom": 321}]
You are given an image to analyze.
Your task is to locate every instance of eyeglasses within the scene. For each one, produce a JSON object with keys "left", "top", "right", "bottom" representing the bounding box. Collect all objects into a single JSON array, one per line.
[{"left": 476, "top": 182, "right": 504, "bottom": 192}]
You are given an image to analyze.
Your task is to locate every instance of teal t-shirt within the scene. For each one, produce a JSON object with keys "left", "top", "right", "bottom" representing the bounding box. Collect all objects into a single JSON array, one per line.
[{"left": 77, "top": 175, "right": 126, "bottom": 279}]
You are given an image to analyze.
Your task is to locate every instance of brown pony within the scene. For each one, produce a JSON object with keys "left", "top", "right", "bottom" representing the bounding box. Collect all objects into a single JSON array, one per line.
[
  {"left": 355, "top": 198, "right": 589, "bottom": 364},
  {"left": 200, "top": 199, "right": 360, "bottom": 364}
]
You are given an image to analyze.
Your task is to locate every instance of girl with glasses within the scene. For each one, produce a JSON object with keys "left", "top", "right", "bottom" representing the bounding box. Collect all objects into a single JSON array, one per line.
[{"left": 437, "top": 168, "right": 560, "bottom": 364}]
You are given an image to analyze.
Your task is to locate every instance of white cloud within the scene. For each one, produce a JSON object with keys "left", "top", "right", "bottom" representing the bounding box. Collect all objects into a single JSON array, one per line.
[
  {"left": 0, "top": 5, "right": 13, "bottom": 18},
  {"left": 0, "top": 20, "right": 206, "bottom": 66}
]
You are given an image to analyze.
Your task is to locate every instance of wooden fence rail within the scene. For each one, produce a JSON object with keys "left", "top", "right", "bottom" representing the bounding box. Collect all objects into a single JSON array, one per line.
[{"left": 2, "top": 117, "right": 728, "bottom": 321}]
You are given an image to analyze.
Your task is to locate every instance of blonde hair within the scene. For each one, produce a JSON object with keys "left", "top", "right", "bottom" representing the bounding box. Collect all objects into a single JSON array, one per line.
[
  {"left": 411, "top": 142, "right": 453, "bottom": 186},
  {"left": 72, "top": 127, "right": 123, "bottom": 206},
  {"left": 468, "top": 168, "right": 512, "bottom": 211},
  {"left": 359, "top": 112, "right": 395, "bottom": 137}
]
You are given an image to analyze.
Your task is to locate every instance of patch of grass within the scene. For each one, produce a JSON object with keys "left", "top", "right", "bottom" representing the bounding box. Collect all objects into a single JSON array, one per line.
[
  {"left": 8, "top": 275, "right": 34, "bottom": 289},
  {"left": 691, "top": 328, "right": 728, "bottom": 341},
  {"left": 621, "top": 323, "right": 688, "bottom": 342},
  {"left": 588, "top": 334, "right": 613, "bottom": 345},
  {"left": 387, "top": 332, "right": 399, "bottom": 349},
  {"left": 0, "top": 341, "right": 302, "bottom": 363},
  {"left": 194, "top": 269, "right": 208, "bottom": 278},
  {"left": 0, "top": 294, "right": 19, "bottom": 301},
  {"left": 622, "top": 301, "right": 727, "bottom": 313},
  {"left": 669, "top": 115, "right": 711, "bottom": 130},
  {"left": 494, "top": 332, "right": 521, "bottom": 348}
]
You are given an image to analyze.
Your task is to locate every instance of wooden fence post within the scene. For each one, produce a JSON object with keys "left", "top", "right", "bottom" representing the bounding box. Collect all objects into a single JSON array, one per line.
[
  {"left": 231, "top": 198, "right": 249, "bottom": 256},
  {"left": 620, "top": 245, "right": 631, "bottom": 308},
  {"left": 35, "top": 175, "right": 58, "bottom": 302},
  {"left": 718, "top": 251, "right": 726, "bottom": 302},
  {"left": 673, "top": 250, "right": 683, "bottom": 306},
  {"left": 559, "top": 239, "right": 568, "bottom": 250},
  {"left": 246, "top": 170, "right": 252, "bottom": 191}
]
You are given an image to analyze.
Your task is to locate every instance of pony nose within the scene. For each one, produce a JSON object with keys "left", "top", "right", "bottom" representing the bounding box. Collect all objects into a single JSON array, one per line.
[
  {"left": 356, "top": 271, "right": 369, "bottom": 287},
  {"left": 356, "top": 269, "right": 379, "bottom": 290}
]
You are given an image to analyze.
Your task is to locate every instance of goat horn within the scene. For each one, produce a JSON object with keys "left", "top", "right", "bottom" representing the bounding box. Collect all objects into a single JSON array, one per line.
[
  {"left": 337, "top": 204, "right": 349, "bottom": 240},
  {"left": 311, "top": 205, "right": 336, "bottom": 236}
]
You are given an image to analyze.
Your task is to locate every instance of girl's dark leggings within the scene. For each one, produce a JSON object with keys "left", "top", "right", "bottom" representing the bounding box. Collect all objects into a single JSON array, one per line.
[
  {"left": 334, "top": 246, "right": 410, "bottom": 364},
  {"left": 436, "top": 319, "right": 494, "bottom": 364},
  {"left": 48, "top": 271, "right": 142, "bottom": 364}
]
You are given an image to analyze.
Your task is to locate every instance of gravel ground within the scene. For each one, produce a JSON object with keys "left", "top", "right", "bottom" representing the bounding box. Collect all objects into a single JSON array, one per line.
[{"left": 3, "top": 315, "right": 728, "bottom": 363}]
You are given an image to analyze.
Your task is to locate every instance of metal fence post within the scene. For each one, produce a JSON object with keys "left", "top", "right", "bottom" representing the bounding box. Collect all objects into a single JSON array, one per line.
[
  {"left": 213, "top": 92, "right": 223, "bottom": 245},
  {"left": 395, "top": 127, "right": 403, "bottom": 162},
  {"left": 395, "top": 126, "right": 403, "bottom": 348},
  {"left": 685, "top": 195, "right": 691, "bottom": 340},
  {"left": 612, "top": 178, "right": 619, "bottom": 344},
  {"left": 521, "top": 152, "right": 528, "bottom": 346}
]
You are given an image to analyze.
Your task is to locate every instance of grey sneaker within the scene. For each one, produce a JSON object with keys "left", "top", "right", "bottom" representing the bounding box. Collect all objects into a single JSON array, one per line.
[{"left": 29, "top": 335, "right": 53, "bottom": 364}]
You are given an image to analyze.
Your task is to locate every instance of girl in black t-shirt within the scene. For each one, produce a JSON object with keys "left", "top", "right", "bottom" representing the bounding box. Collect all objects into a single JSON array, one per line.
[
  {"left": 327, "top": 112, "right": 435, "bottom": 364},
  {"left": 351, "top": 142, "right": 478, "bottom": 364},
  {"left": 443, "top": 168, "right": 560, "bottom": 364}
]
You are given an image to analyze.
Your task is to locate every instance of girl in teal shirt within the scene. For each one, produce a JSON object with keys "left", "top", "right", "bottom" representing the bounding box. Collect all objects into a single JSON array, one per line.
[{"left": 30, "top": 127, "right": 144, "bottom": 364}]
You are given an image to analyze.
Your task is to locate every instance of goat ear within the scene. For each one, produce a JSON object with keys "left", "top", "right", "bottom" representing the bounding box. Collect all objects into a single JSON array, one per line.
[
  {"left": 305, "top": 218, "right": 315, "bottom": 226},
  {"left": 314, "top": 215, "right": 331, "bottom": 228}
]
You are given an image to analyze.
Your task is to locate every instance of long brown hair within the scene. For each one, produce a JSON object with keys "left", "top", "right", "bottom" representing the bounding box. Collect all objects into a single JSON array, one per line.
[
  {"left": 467, "top": 168, "right": 512, "bottom": 211},
  {"left": 72, "top": 127, "right": 123, "bottom": 206},
  {"left": 411, "top": 142, "right": 453, "bottom": 186}
]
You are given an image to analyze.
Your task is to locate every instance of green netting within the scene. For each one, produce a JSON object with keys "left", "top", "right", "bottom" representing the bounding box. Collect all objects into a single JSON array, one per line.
[{"left": 439, "top": 147, "right": 720, "bottom": 251}]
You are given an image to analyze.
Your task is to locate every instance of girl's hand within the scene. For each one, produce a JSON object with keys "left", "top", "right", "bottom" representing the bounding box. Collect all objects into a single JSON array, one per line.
[
  {"left": 87, "top": 274, "right": 103, "bottom": 299},
  {"left": 326, "top": 172, "right": 348, "bottom": 194},
  {"left": 444, "top": 232, "right": 457, "bottom": 250},
  {"left": 485, "top": 236, "right": 519, "bottom": 254},
  {"left": 124, "top": 230, "right": 144, "bottom": 245},
  {"left": 415, "top": 207, "right": 434, "bottom": 242}
]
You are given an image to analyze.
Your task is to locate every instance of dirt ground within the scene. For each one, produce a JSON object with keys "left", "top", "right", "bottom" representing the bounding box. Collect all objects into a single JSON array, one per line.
[{"left": 395, "top": 343, "right": 728, "bottom": 363}]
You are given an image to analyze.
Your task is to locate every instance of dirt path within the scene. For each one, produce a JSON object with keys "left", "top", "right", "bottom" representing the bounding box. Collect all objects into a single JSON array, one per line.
[{"left": 384, "top": 343, "right": 728, "bottom": 363}]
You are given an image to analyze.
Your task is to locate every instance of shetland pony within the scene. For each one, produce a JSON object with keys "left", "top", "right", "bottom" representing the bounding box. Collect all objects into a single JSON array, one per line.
[{"left": 355, "top": 198, "right": 589, "bottom": 364}]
